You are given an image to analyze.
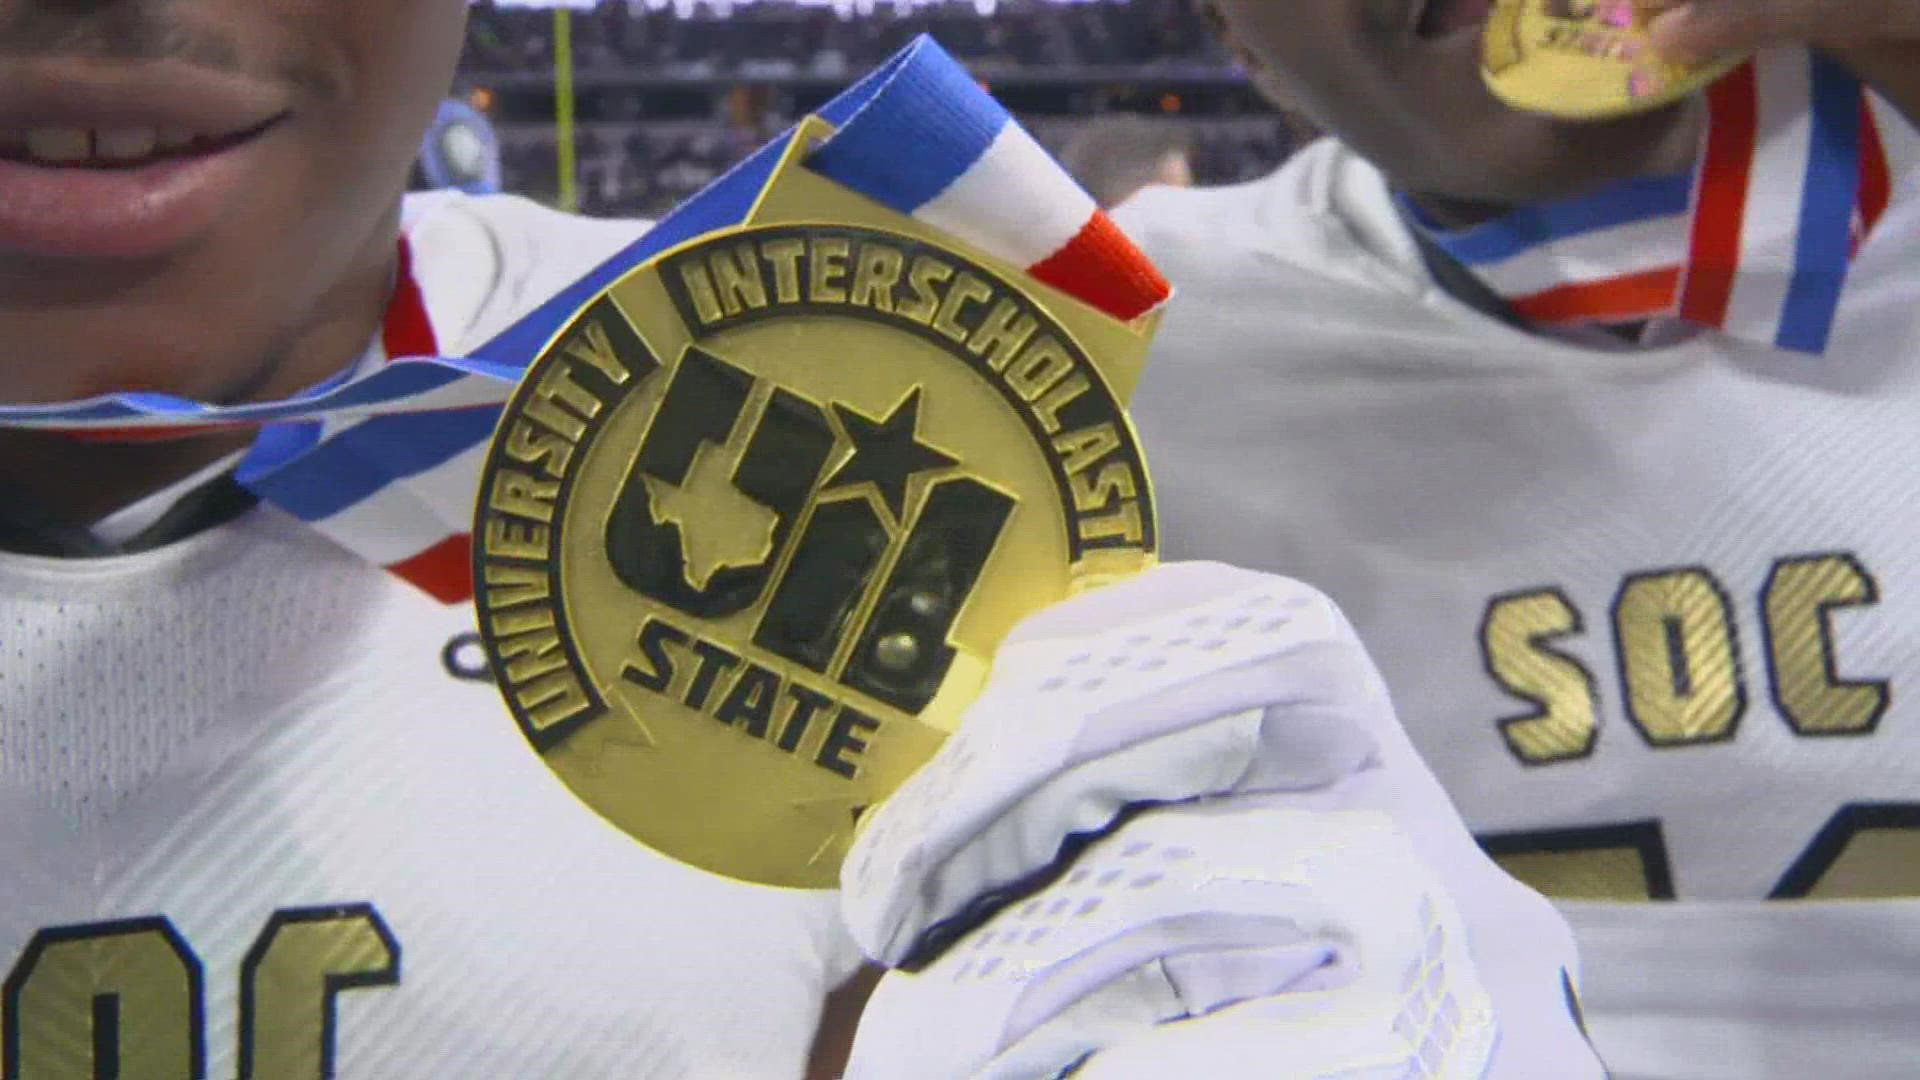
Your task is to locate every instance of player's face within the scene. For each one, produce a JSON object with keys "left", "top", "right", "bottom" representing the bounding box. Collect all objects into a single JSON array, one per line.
[
  {"left": 1206, "top": 0, "right": 1703, "bottom": 214},
  {"left": 0, "top": 0, "right": 469, "bottom": 406}
]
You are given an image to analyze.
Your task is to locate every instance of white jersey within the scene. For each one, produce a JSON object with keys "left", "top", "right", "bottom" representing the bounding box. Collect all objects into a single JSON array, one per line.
[
  {"left": 0, "top": 194, "right": 861, "bottom": 1078},
  {"left": 1116, "top": 142, "right": 1920, "bottom": 1079}
]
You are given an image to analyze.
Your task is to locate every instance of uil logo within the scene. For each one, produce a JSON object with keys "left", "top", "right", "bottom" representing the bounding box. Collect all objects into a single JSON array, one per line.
[
  {"left": 604, "top": 342, "right": 1013, "bottom": 718},
  {"left": 474, "top": 222, "right": 1154, "bottom": 887}
]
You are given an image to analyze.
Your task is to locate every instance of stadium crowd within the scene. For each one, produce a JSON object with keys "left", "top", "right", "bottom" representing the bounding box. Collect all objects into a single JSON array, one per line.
[
  {"left": 462, "top": 0, "right": 1224, "bottom": 77},
  {"left": 462, "top": 0, "right": 1305, "bottom": 217},
  {"left": 493, "top": 117, "right": 1299, "bottom": 217}
]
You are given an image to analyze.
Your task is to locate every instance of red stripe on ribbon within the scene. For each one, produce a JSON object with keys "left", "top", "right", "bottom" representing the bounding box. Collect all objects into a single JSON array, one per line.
[
  {"left": 387, "top": 532, "right": 474, "bottom": 604},
  {"left": 1680, "top": 61, "right": 1758, "bottom": 327},
  {"left": 1510, "top": 267, "right": 1683, "bottom": 325},
  {"left": 63, "top": 423, "right": 242, "bottom": 444},
  {"left": 1858, "top": 95, "right": 1892, "bottom": 240},
  {"left": 375, "top": 234, "right": 470, "bottom": 602},
  {"left": 1028, "top": 211, "right": 1171, "bottom": 322},
  {"left": 383, "top": 237, "right": 438, "bottom": 360}
]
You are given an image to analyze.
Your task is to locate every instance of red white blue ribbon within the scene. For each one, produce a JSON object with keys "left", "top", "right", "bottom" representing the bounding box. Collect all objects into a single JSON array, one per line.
[
  {"left": 0, "top": 37, "right": 1170, "bottom": 603},
  {"left": 806, "top": 45, "right": 1167, "bottom": 322},
  {"left": 1414, "top": 49, "right": 1916, "bottom": 353}
]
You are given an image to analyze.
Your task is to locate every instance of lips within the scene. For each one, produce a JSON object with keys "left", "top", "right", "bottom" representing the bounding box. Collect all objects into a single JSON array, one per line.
[
  {"left": 1416, "top": 0, "right": 1495, "bottom": 38},
  {"left": 0, "top": 60, "right": 290, "bottom": 259}
]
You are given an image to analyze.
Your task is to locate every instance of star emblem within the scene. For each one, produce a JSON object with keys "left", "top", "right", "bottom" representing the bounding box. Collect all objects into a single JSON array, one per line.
[{"left": 825, "top": 389, "right": 959, "bottom": 523}]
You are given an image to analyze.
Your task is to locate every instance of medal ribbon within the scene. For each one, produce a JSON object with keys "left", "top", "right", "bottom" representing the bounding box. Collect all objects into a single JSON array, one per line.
[
  {"left": 0, "top": 37, "right": 1170, "bottom": 603},
  {"left": 1411, "top": 49, "right": 1917, "bottom": 353}
]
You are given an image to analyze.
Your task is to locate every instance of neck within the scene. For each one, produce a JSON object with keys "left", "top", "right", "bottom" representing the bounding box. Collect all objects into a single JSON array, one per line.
[
  {"left": 1405, "top": 99, "right": 1709, "bottom": 230},
  {"left": 0, "top": 430, "right": 256, "bottom": 529}
]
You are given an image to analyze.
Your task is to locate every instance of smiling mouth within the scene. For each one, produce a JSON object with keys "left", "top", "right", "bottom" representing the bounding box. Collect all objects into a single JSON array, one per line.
[
  {"left": 0, "top": 115, "right": 285, "bottom": 171},
  {"left": 1416, "top": 0, "right": 1495, "bottom": 39}
]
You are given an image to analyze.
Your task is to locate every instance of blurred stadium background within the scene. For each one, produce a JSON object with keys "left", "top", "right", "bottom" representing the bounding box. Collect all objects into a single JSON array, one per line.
[{"left": 452, "top": 0, "right": 1314, "bottom": 217}]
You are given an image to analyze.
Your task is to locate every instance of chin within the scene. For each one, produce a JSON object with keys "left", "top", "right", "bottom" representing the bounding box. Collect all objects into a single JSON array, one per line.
[
  {"left": 1418, "top": 99, "right": 1700, "bottom": 209},
  {"left": 13, "top": 338, "right": 240, "bottom": 406}
]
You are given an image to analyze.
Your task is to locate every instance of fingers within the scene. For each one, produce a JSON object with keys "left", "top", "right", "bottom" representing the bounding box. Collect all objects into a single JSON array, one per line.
[
  {"left": 1647, "top": 0, "right": 1920, "bottom": 62},
  {"left": 1002, "top": 561, "right": 1285, "bottom": 644},
  {"left": 844, "top": 804, "right": 1495, "bottom": 1080},
  {"left": 841, "top": 567, "right": 1381, "bottom": 966}
]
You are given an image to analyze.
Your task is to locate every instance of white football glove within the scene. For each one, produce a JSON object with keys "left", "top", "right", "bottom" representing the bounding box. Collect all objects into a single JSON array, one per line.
[{"left": 839, "top": 563, "right": 1605, "bottom": 1080}]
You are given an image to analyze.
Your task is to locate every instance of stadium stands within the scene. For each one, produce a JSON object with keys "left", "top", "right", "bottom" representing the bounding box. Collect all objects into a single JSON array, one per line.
[
  {"left": 464, "top": 0, "right": 1222, "bottom": 76},
  {"left": 460, "top": 0, "right": 1309, "bottom": 216}
]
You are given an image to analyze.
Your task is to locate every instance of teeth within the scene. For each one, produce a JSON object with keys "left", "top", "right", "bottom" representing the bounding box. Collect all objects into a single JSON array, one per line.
[
  {"left": 95, "top": 127, "right": 158, "bottom": 161},
  {"left": 0, "top": 125, "right": 216, "bottom": 165},
  {"left": 24, "top": 127, "right": 90, "bottom": 163}
]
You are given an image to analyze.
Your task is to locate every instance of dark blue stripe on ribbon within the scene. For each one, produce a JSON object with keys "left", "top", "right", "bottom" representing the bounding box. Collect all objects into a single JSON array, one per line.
[
  {"left": 1413, "top": 173, "right": 1694, "bottom": 266},
  {"left": 236, "top": 420, "right": 323, "bottom": 488},
  {"left": 1777, "top": 53, "right": 1862, "bottom": 354},
  {"left": 808, "top": 44, "right": 1007, "bottom": 215},
  {"left": 246, "top": 406, "right": 501, "bottom": 523}
]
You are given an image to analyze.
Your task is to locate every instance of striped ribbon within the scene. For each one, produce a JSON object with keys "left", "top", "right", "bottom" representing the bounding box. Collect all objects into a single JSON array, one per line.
[
  {"left": 0, "top": 37, "right": 1169, "bottom": 603},
  {"left": 1413, "top": 49, "right": 1916, "bottom": 354}
]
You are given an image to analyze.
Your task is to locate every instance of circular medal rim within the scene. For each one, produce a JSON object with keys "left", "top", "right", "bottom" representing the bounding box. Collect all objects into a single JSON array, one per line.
[{"left": 470, "top": 218, "right": 1160, "bottom": 883}]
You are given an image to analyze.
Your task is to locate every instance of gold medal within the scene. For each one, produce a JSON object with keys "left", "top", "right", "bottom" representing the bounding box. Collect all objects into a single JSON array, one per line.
[
  {"left": 472, "top": 120, "right": 1160, "bottom": 889},
  {"left": 1482, "top": 0, "right": 1743, "bottom": 120}
]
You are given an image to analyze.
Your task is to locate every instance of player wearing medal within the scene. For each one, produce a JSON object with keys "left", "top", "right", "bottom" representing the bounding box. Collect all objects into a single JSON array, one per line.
[
  {"left": 0, "top": 1, "right": 863, "bottom": 1075},
  {"left": 1117, "top": 2, "right": 1920, "bottom": 1077},
  {"left": 0, "top": 0, "right": 1602, "bottom": 1076}
]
